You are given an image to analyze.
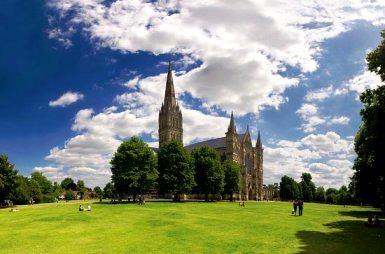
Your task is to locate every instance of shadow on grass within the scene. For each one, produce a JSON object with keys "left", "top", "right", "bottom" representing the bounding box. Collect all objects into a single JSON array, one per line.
[
  {"left": 339, "top": 210, "right": 384, "bottom": 219},
  {"left": 296, "top": 220, "right": 385, "bottom": 254}
]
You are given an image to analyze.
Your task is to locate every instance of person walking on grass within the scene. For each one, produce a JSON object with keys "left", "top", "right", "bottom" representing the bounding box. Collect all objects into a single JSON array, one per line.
[
  {"left": 298, "top": 200, "right": 303, "bottom": 216},
  {"left": 292, "top": 200, "right": 298, "bottom": 216}
]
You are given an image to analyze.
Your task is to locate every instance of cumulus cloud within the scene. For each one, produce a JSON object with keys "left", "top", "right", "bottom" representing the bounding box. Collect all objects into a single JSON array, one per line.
[
  {"left": 40, "top": 0, "right": 385, "bottom": 187},
  {"left": 264, "top": 132, "right": 355, "bottom": 188},
  {"left": 296, "top": 103, "right": 349, "bottom": 132},
  {"left": 47, "top": 0, "right": 385, "bottom": 114},
  {"left": 345, "top": 70, "right": 383, "bottom": 95},
  {"left": 49, "top": 91, "right": 84, "bottom": 107},
  {"left": 305, "top": 85, "right": 334, "bottom": 102}
]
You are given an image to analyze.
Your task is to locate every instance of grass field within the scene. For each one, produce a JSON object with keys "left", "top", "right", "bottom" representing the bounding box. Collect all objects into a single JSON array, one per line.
[{"left": 0, "top": 200, "right": 384, "bottom": 254}]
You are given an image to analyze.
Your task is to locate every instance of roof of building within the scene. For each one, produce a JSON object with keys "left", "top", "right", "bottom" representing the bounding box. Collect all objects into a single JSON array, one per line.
[{"left": 184, "top": 133, "right": 246, "bottom": 151}]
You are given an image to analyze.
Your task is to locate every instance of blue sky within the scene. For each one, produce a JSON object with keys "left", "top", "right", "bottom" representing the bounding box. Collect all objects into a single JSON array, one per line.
[{"left": 1, "top": 0, "right": 385, "bottom": 187}]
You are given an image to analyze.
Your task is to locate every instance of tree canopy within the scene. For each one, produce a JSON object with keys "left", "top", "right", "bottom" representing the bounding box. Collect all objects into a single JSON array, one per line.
[
  {"left": 191, "top": 146, "right": 224, "bottom": 201},
  {"left": 351, "top": 29, "right": 385, "bottom": 210},
  {"left": 158, "top": 141, "right": 195, "bottom": 201},
  {"left": 222, "top": 160, "right": 240, "bottom": 201},
  {"left": 111, "top": 137, "right": 158, "bottom": 200},
  {"left": 0, "top": 154, "right": 18, "bottom": 202}
]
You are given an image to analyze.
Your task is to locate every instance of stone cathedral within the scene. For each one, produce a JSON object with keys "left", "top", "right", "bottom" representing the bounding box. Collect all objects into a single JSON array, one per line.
[{"left": 159, "top": 64, "right": 264, "bottom": 200}]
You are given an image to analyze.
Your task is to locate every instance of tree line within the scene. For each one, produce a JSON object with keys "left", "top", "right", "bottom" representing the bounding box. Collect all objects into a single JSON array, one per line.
[
  {"left": 110, "top": 137, "right": 241, "bottom": 202},
  {"left": 279, "top": 173, "right": 354, "bottom": 205},
  {"left": 0, "top": 154, "right": 109, "bottom": 205}
]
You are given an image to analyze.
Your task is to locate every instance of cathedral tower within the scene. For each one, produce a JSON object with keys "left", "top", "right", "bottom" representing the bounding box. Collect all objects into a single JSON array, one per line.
[
  {"left": 158, "top": 63, "right": 183, "bottom": 147},
  {"left": 255, "top": 131, "right": 264, "bottom": 200}
]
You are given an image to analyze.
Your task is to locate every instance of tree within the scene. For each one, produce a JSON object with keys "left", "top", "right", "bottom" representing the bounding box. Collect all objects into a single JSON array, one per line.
[
  {"left": 326, "top": 188, "right": 338, "bottom": 204},
  {"left": 65, "top": 190, "right": 75, "bottom": 201},
  {"left": 77, "top": 180, "right": 86, "bottom": 199},
  {"left": 94, "top": 186, "right": 103, "bottom": 202},
  {"left": 0, "top": 154, "right": 18, "bottom": 202},
  {"left": 158, "top": 141, "right": 195, "bottom": 202},
  {"left": 336, "top": 186, "right": 352, "bottom": 205},
  {"left": 279, "top": 175, "right": 300, "bottom": 201},
  {"left": 299, "top": 173, "right": 316, "bottom": 202},
  {"left": 103, "top": 182, "right": 115, "bottom": 199},
  {"left": 351, "top": 29, "right": 385, "bottom": 210},
  {"left": 111, "top": 137, "right": 158, "bottom": 201},
  {"left": 30, "top": 172, "right": 54, "bottom": 203},
  {"left": 61, "top": 178, "right": 77, "bottom": 191},
  {"left": 191, "top": 146, "right": 224, "bottom": 201},
  {"left": 223, "top": 160, "right": 240, "bottom": 201},
  {"left": 314, "top": 187, "right": 326, "bottom": 203},
  {"left": 11, "top": 175, "right": 31, "bottom": 204}
]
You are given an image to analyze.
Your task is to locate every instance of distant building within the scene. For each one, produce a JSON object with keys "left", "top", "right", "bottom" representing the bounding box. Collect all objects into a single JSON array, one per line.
[{"left": 158, "top": 63, "right": 264, "bottom": 200}]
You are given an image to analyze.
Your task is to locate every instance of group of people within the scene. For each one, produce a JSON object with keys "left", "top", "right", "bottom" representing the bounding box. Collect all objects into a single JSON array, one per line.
[
  {"left": 79, "top": 205, "right": 92, "bottom": 212},
  {"left": 292, "top": 199, "right": 304, "bottom": 216}
]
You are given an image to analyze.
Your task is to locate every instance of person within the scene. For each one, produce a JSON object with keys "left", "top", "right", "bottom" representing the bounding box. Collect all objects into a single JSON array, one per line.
[
  {"left": 293, "top": 200, "right": 298, "bottom": 216},
  {"left": 79, "top": 205, "right": 84, "bottom": 211},
  {"left": 298, "top": 200, "right": 304, "bottom": 216},
  {"left": 87, "top": 205, "right": 92, "bottom": 211}
]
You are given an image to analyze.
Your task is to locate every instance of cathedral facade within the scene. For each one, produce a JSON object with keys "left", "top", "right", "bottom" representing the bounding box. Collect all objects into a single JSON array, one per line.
[{"left": 158, "top": 64, "right": 263, "bottom": 200}]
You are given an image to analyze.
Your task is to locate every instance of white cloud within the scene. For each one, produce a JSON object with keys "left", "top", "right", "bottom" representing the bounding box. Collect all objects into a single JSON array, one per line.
[
  {"left": 305, "top": 85, "right": 334, "bottom": 102},
  {"left": 264, "top": 131, "right": 355, "bottom": 188},
  {"left": 296, "top": 103, "right": 350, "bottom": 132},
  {"left": 49, "top": 91, "right": 84, "bottom": 107},
  {"left": 345, "top": 70, "right": 383, "bottom": 95},
  {"left": 47, "top": 0, "right": 385, "bottom": 115}
]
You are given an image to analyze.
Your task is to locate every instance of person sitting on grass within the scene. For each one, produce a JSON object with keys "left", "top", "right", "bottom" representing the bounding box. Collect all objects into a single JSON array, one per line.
[
  {"left": 79, "top": 205, "right": 84, "bottom": 212},
  {"left": 87, "top": 205, "right": 92, "bottom": 211},
  {"left": 239, "top": 201, "right": 245, "bottom": 206}
]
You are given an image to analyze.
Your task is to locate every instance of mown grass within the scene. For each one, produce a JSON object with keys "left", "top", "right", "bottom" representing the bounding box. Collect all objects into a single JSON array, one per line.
[{"left": 0, "top": 200, "right": 384, "bottom": 253}]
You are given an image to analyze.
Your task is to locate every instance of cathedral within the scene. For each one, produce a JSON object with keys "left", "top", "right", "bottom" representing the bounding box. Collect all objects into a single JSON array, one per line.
[{"left": 159, "top": 64, "right": 264, "bottom": 200}]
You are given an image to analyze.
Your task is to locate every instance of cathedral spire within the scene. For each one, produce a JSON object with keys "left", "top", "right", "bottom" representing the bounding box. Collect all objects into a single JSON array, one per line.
[
  {"left": 228, "top": 111, "right": 236, "bottom": 133},
  {"left": 256, "top": 130, "right": 262, "bottom": 148},
  {"left": 164, "top": 62, "right": 176, "bottom": 107}
]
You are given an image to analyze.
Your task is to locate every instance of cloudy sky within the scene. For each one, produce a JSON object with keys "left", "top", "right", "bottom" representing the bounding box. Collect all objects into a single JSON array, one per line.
[{"left": 1, "top": 0, "right": 385, "bottom": 188}]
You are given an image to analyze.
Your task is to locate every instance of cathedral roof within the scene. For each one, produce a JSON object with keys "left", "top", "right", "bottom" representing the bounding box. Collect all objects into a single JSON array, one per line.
[
  {"left": 185, "top": 137, "right": 226, "bottom": 151},
  {"left": 184, "top": 134, "right": 246, "bottom": 151}
]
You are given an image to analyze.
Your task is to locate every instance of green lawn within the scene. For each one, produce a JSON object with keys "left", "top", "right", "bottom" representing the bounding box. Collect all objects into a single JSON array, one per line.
[{"left": 0, "top": 201, "right": 384, "bottom": 254}]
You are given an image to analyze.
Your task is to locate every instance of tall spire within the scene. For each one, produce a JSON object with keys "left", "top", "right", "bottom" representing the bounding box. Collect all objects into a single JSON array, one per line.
[
  {"left": 256, "top": 130, "right": 262, "bottom": 148},
  {"left": 228, "top": 111, "right": 236, "bottom": 133},
  {"left": 164, "top": 62, "right": 176, "bottom": 107}
]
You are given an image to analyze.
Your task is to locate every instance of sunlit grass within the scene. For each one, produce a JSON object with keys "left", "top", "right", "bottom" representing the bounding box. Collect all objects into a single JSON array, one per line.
[{"left": 0, "top": 200, "right": 383, "bottom": 253}]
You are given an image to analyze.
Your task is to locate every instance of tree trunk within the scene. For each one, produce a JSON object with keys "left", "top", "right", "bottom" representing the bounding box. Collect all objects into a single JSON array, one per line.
[{"left": 205, "top": 193, "right": 209, "bottom": 202}]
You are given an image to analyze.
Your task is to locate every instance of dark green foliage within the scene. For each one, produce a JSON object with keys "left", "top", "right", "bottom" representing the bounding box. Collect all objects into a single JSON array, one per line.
[
  {"left": 223, "top": 160, "right": 240, "bottom": 201},
  {"left": 111, "top": 137, "right": 158, "bottom": 199},
  {"left": 279, "top": 175, "right": 300, "bottom": 201},
  {"left": 94, "top": 186, "right": 103, "bottom": 201},
  {"left": 103, "top": 182, "right": 115, "bottom": 199},
  {"left": 191, "top": 146, "right": 224, "bottom": 201},
  {"left": 60, "top": 177, "right": 77, "bottom": 191},
  {"left": 351, "top": 30, "right": 385, "bottom": 210},
  {"left": 0, "top": 154, "right": 18, "bottom": 201},
  {"left": 158, "top": 141, "right": 195, "bottom": 201},
  {"left": 77, "top": 180, "right": 86, "bottom": 199},
  {"left": 314, "top": 187, "right": 326, "bottom": 203},
  {"left": 299, "top": 173, "right": 316, "bottom": 202},
  {"left": 65, "top": 190, "right": 75, "bottom": 200},
  {"left": 11, "top": 175, "right": 31, "bottom": 204}
]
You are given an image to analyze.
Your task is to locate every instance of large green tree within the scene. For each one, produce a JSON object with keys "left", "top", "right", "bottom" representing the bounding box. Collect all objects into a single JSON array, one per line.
[
  {"left": 11, "top": 175, "right": 31, "bottom": 204},
  {"left": 351, "top": 30, "right": 385, "bottom": 210},
  {"left": 30, "top": 172, "right": 55, "bottom": 203},
  {"left": 299, "top": 173, "right": 316, "bottom": 202},
  {"left": 279, "top": 175, "right": 300, "bottom": 201},
  {"left": 103, "top": 182, "right": 115, "bottom": 199},
  {"left": 0, "top": 154, "right": 18, "bottom": 202},
  {"left": 111, "top": 137, "right": 158, "bottom": 201},
  {"left": 314, "top": 186, "right": 326, "bottom": 203},
  {"left": 222, "top": 160, "right": 240, "bottom": 201},
  {"left": 158, "top": 141, "right": 195, "bottom": 201},
  {"left": 77, "top": 180, "right": 86, "bottom": 199},
  {"left": 191, "top": 146, "right": 224, "bottom": 201},
  {"left": 61, "top": 177, "right": 77, "bottom": 191}
]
